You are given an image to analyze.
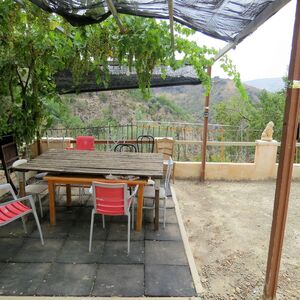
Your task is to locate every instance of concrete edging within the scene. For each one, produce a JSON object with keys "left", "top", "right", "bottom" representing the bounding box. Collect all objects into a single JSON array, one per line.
[{"left": 171, "top": 185, "right": 205, "bottom": 296}]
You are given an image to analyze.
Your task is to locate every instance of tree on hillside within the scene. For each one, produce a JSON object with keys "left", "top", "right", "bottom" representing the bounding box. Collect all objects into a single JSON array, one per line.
[{"left": 212, "top": 89, "right": 286, "bottom": 142}]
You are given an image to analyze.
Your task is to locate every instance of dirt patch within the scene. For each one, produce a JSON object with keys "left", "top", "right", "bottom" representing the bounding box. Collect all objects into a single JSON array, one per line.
[{"left": 174, "top": 180, "right": 300, "bottom": 300}]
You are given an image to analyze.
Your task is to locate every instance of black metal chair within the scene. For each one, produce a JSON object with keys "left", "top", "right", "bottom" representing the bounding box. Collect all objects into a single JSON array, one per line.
[
  {"left": 0, "top": 139, "right": 19, "bottom": 193},
  {"left": 136, "top": 135, "right": 154, "bottom": 153},
  {"left": 114, "top": 143, "right": 137, "bottom": 152}
]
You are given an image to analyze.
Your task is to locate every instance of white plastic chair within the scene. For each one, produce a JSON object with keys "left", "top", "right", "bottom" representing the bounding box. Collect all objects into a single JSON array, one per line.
[
  {"left": 0, "top": 183, "right": 44, "bottom": 245},
  {"left": 133, "top": 157, "right": 173, "bottom": 228},
  {"left": 89, "top": 182, "right": 138, "bottom": 254},
  {"left": 12, "top": 159, "right": 47, "bottom": 218}
]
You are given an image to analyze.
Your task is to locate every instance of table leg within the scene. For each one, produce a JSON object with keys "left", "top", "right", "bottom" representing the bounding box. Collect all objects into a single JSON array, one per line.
[
  {"left": 18, "top": 172, "right": 26, "bottom": 197},
  {"left": 66, "top": 184, "right": 71, "bottom": 207},
  {"left": 48, "top": 181, "right": 56, "bottom": 225},
  {"left": 154, "top": 179, "right": 160, "bottom": 231},
  {"left": 135, "top": 185, "right": 145, "bottom": 231}
]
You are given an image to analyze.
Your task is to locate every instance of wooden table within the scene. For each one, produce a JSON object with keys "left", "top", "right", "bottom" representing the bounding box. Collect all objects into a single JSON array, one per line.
[{"left": 13, "top": 149, "right": 164, "bottom": 231}]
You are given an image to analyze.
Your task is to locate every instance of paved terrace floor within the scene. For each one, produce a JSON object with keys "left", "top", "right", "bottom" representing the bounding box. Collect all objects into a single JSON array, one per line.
[{"left": 0, "top": 189, "right": 197, "bottom": 297}]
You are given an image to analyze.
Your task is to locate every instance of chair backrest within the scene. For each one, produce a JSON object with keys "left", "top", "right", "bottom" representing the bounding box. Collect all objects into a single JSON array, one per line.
[
  {"left": 136, "top": 135, "right": 154, "bottom": 153},
  {"left": 114, "top": 143, "right": 137, "bottom": 152},
  {"left": 0, "top": 141, "right": 19, "bottom": 192},
  {"left": 0, "top": 183, "right": 18, "bottom": 200},
  {"left": 155, "top": 137, "right": 174, "bottom": 160},
  {"left": 75, "top": 136, "right": 95, "bottom": 150},
  {"left": 92, "top": 182, "right": 129, "bottom": 215},
  {"left": 12, "top": 159, "right": 29, "bottom": 183}
]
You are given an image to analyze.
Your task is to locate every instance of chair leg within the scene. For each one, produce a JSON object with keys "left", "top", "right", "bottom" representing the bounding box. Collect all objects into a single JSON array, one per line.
[
  {"left": 89, "top": 209, "right": 95, "bottom": 252},
  {"left": 79, "top": 186, "right": 85, "bottom": 204},
  {"left": 127, "top": 213, "right": 131, "bottom": 254},
  {"left": 21, "top": 216, "right": 27, "bottom": 234},
  {"left": 32, "top": 210, "right": 44, "bottom": 245},
  {"left": 131, "top": 201, "right": 135, "bottom": 229},
  {"left": 172, "top": 163, "right": 175, "bottom": 184},
  {"left": 163, "top": 197, "right": 167, "bottom": 228},
  {"left": 37, "top": 194, "right": 43, "bottom": 218},
  {"left": 55, "top": 185, "right": 61, "bottom": 202},
  {"left": 102, "top": 215, "right": 105, "bottom": 229}
]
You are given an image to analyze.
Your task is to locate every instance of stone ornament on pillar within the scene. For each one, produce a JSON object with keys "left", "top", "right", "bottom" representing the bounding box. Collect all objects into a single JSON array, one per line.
[{"left": 261, "top": 121, "right": 274, "bottom": 141}]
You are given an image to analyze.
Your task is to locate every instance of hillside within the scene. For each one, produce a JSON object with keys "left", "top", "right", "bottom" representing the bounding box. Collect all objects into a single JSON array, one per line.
[
  {"left": 60, "top": 89, "right": 191, "bottom": 126},
  {"left": 58, "top": 77, "right": 262, "bottom": 126},
  {"left": 245, "top": 77, "right": 284, "bottom": 92},
  {"left": 152, "top": 77, "right": 261, "bottom": 121}
]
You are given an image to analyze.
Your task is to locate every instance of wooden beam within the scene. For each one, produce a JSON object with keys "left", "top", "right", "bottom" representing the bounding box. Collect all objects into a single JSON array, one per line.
[
  {"left": 168, "top": 0, "right": 175, "bottom": 53},
  {"left": 105, "top": 0, "right": 125, "bottom": 32},
  {"left": 200, "top": 66, "right": 212, "bottom": 181},
  {"left": 264, "top": 1, "right": 300, "bottom": 299},
  {"left": 214, "top": 42, "right": 236, "bottom": 62}
]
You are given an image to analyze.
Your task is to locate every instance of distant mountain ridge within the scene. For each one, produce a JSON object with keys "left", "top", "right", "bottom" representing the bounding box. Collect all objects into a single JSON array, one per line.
[
  {"left": 60, "top": 77, "right": 263, "bottom": 126},
  {"left": 245, "top": 77, "right": 284, "bottom": 92},
  {"left": 152, "top": 77, "right": 262, "bottom": 121}
]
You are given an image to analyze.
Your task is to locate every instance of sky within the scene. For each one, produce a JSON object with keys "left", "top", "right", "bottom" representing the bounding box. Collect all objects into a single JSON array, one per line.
[{"left": 192, "top": 0, "right": 297, "bottom": 82}]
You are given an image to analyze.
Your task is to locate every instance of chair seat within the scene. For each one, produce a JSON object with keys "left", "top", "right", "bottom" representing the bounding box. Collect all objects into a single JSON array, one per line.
[
  {"left": 143, "top": 186, "right": 166, "bottom": 199},
  {"left": 0, "top": 201, "right": 31, "bottom": 224},
  {"left": 34, "top": 172, "right": 48, "bottom": 180},
  {"left": 25, "top": 183, "right": 48, "bottom": 195}
]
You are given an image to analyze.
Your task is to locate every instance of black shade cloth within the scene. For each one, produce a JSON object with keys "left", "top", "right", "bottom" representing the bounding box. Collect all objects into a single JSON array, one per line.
[
  {"left": 30, "top": 0, "right": 290, "bottom": 42},
  {"left": 55, "top": 64, "right": 201, "bottom": 94}
]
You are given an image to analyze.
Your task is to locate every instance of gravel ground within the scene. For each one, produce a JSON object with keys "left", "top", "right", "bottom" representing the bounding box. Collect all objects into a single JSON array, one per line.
[{"left": 174, "top": 180, "right": 300, "bottom": 300}]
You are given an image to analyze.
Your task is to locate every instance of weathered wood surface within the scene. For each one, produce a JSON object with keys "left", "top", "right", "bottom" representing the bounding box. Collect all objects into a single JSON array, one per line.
[{"left": 13, "top": 149, "right": 164, "bottom": 178}]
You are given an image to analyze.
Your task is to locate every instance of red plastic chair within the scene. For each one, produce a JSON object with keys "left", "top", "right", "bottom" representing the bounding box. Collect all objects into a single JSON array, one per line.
[
  {"left": 75, "top": 136, "right": 95, "bottom": 150},
  {"left": 0, "top": 183, "right": 44, "bottom": 245},
  {"left": 64, "top": 136, "right": 95, "bottom": 199},
  {"left": 66, "top": 136, "right": 95, "bottom": 151},
  {"left": 89, "top": 182, "right": 138, "bottom": 254}
]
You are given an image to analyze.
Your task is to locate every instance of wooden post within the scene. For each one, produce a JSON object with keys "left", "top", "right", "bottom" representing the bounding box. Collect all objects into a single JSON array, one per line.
[
  {"left": 200, "top": 66, "right": 212, "bottom": 181},
  {"left": 36, "top": 131, "right": 41, "bottom": 155},
  {"left": 264, "top": 1, "right": 300, "bottom": 299},
  {"left": 219, "top": 127, "right": 225, "bottom": 161}
]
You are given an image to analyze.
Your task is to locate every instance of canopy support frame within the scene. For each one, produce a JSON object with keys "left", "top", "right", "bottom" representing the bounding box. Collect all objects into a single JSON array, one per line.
[
  {"left": 168, "top": 0, "right": 175, "bottom": 54},
  {"left": 264, "top": 0, "right": 300, "bottom": 298},
  {"left": 105, "top": 0, "right": 125, "bottom": 32},
  {"left": 200, "top": 66, "right": 212, "bottom": 181}
]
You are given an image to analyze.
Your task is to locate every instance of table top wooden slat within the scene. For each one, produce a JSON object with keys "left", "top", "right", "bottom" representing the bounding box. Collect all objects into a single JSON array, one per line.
[{"left": 13, "top": 149, "right": 164, "bottom": 179}]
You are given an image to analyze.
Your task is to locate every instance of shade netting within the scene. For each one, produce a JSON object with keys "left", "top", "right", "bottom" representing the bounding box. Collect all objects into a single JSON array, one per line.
[{"left": 30, "top": 0, "right": 290, "bottom": 42}]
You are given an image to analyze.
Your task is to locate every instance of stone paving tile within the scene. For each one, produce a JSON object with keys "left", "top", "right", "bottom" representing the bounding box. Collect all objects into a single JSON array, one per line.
[
  {"left": 36, "top": 263, "right": 96, "bottom": 296},
  {"left": 30, "top": 220, "right": 73, "bottom": 239},
  {"left": 163, "top": 208, "right": 178, "bottom": 224},
  {"left": 107, "top": 215, "right": 130, "bottom": 223},
  {"left": 143, "top": 208, "right": 177, "bottom": 224},
  {"left": 92, "top": 264, "right": 144, "bottom": 296},
  {"left": 69, "top": 220, "right": 108, "bottom": 240},
  {"left": 47, "top": 206, "right": 81, "bottom": 222},
  {"left": 145, "top": 223, "right": 181, "bottom": 241},
  {"left": 0, "top": 193, "right": 196, "bottom": 297},
  {"left": 56, "top": 239, "right": 105, "bottom": 263},
  {"left": 0, "top": 238, "right": 24, "bottom": 262},
  {"left": 0, "top": 219, "right": 37, "bottom": 238},
  {"left": 107, "top": 223, "right": 144, "bottom": 241},
  {"left": 145, "top": 264, "right": 196, "bottom": 297},
  {"left": 102, "top": 241, "right": 144, "bottom": 264},
  {"left": 0, "top": 262, "right": 51, "bottom": 296},
  {"left": 13, "top": 239, "right": 64, "bottom": 263},
  {"left": 75, "top": 206, "right": 94, "bottom": 221},
  {"left": 145, "top": 240, "right": 188, "bottom": 265}
]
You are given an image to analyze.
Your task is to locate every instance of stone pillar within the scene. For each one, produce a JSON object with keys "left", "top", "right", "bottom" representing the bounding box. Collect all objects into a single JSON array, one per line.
[{"left": 254, "top": 140, "right": 279, "bottom": 179}]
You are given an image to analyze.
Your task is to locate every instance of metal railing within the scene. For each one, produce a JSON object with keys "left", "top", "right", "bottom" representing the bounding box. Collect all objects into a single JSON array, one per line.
[{"left": 44, "top": 123, "right": 260, "bottom": 163}]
